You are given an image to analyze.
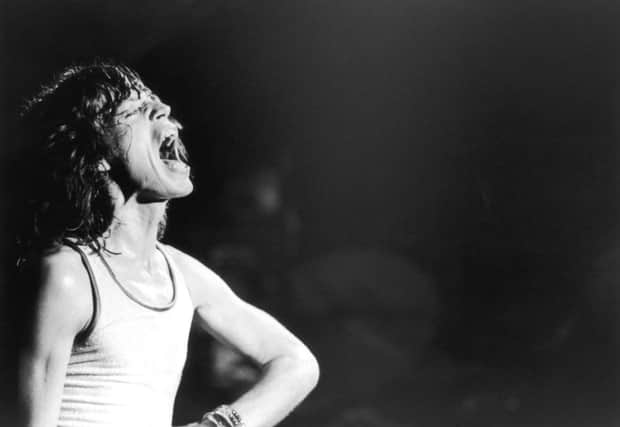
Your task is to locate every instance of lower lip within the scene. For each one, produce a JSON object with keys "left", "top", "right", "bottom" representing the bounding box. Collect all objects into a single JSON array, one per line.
[{"left": 162, "top": 159, "right": 190, "bottom": 174}]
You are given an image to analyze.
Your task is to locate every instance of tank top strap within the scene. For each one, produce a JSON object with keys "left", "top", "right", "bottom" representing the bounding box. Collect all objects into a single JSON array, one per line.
[
  {"left": 155, "top": 242, "right": 193, "bottom": 310},
  {"left": 62, "top": 239, "right": 101, "bottom": 344}
]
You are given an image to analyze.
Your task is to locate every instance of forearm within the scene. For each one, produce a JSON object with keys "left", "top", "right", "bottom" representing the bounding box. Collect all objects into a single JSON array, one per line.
[
  {"left": 178, "top": 252, "right": 320, "bottom": 427},
  {"left": 208, "top": 350, "right": 319, "bottom": 427}
]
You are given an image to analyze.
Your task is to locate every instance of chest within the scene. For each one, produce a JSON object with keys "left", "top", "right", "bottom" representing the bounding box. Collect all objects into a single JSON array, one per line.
[
  {"left": 75, "top": 252, "right": 195, "bottom": 376},
  {"left": 97, "top": 250, "right": 176, "bottom": 308}
]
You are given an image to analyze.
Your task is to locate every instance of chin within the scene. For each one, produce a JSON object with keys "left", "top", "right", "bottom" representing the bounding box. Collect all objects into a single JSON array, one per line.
[
  {"left": 139, "top": 181, "right": 194, "bottom": 202},
  {"left": 174, "top": 183, "right": 194, "bottom": 198},
  {"left": 164, "top": 180, "right": 194, "bottom": 200}
]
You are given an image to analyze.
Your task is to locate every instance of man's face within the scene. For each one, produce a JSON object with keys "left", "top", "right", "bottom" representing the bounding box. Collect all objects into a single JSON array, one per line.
[{"left": 107, "top": 89, "right": 193, "bottom": 201}]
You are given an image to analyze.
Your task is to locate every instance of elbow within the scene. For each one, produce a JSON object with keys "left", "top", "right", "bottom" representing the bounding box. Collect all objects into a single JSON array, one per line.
[
  {"left": 291, "top": 345, "right": 320, "bottom": 394},
  {"left": 307, "top": 350, "right": 320, "bottom": 391},
  {"left": 267, "top": 343, "right": 320, "bottom": 395},
  {"left": 262, "top": 339, "right": 320, "bottom": 397}
]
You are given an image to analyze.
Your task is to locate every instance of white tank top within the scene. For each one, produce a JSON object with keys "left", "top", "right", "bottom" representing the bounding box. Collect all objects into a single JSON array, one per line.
[{"left": 57, "top": 243, "right": 194, "bottom": 427}]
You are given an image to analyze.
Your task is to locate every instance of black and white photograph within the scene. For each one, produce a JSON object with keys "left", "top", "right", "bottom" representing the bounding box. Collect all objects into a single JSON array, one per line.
[{"left": 1, "top": 1, "right": 619, "bottom": 426}]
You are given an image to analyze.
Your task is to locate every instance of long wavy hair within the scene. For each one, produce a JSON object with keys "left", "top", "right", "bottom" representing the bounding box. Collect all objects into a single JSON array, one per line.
[{"left": 16, "top": 60, "right": 150, "bottom": 264}]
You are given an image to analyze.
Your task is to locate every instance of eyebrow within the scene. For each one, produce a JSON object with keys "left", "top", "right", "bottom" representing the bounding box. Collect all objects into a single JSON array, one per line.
[
  {"left": 114, "top": 91, "right": 164, "bottom": 118},
  {"left": 115, "top": 100, "right": 147, "bottom": 117}
]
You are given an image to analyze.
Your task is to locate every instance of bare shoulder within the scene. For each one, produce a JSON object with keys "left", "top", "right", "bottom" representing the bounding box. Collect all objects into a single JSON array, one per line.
[
  {"left": 28, "top": 246, "right": 93, "bottom": 334},
  {"left": 39, "top": 246, "right": 92, "bottom": 292},
  {"left": 161, "top": 244, "right": 235, "bottom": 307}
]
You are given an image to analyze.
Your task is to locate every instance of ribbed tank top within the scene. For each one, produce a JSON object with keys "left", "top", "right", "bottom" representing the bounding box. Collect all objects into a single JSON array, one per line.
[{"left": 57, "top": 243, "right": 194, "bottom": 427}]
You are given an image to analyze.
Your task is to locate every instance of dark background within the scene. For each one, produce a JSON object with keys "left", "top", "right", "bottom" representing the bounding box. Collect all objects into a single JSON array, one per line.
[{"left": 1, "top": 1, "right": 620, "bottom": 425}]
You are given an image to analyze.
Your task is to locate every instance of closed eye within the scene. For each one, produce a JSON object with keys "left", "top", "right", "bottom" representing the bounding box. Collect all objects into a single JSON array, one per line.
[
  {"left": 153, "top": 109, "right": 167, "bottom": 120},
  {"left": 118, "top": 101, "right": 149, "bottom": 119}
]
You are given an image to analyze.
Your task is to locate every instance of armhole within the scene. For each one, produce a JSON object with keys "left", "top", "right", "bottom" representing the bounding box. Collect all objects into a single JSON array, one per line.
[{"left": 62, "top": 240, "right": 100, "bottom": 344}]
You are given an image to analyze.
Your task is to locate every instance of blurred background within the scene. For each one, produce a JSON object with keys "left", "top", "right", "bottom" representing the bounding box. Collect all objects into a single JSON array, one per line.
[{"left": 1, "top": 0, "right": 620, "bottom": 425}]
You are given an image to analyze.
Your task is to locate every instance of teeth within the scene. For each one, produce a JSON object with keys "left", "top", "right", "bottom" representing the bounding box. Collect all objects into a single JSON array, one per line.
[{"left": 159, "top": 133, "right": 182, "bottom": 162}]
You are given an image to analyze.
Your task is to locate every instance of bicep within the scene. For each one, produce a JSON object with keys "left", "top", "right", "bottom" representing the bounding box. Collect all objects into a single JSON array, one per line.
[
  {"left": 176, "top": 250, "right": 309, "bottom": 366},
  {"left": 21, "top": 335, "right": 74, "bottom": 427},
  {"left": 19, "top": 256, "right": 91, "bottom": 427},
  {"left": 195, "top": 295, "right": 305, "bottom": 366}
]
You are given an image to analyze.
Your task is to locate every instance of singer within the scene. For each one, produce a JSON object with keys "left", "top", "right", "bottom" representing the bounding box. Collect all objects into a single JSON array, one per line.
[{"left": 16, "top": 61, "right": 319, "bottom": 427}]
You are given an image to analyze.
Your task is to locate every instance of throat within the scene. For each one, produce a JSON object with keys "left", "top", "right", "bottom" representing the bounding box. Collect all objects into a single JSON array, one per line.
[
  {"left": 107, "top": 197, "right": 168, "bottom": 257},
  {"left": 97, "top": 245, "right": 176, "bottom": 311}
]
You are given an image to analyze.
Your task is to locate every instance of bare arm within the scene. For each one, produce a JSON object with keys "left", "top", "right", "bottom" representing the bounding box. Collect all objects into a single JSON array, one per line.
[
  {"left": 168, "top": 247, "right": 319, "bottom": 427},
  {"left": 19, "top": 249, "right": 92, "bottom": 427}
]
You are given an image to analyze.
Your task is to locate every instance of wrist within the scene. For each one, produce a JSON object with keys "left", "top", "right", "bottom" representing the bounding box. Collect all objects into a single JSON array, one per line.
[{"left": 201, "top": 404, "right": 244, "bottom": 427}]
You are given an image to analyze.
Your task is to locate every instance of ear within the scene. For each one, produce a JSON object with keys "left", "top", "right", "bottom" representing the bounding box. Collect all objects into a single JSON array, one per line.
[{"left": 97, "top": 159, "right": 111, "bottom": 172}]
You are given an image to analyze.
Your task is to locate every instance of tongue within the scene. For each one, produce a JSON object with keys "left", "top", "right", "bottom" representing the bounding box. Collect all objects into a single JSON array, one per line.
[{"left": 161, "top": 159, "right": 188, "bottom": 172}]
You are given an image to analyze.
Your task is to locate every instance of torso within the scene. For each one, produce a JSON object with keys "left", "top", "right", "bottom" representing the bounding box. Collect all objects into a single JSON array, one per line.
[{"left": 57, "top": 243, "right": 194, "bottom": 427}]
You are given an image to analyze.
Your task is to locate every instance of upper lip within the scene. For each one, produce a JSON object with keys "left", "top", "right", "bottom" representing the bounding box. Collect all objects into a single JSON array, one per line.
[{"left": 161, "top": 130, "right": 178, "bottom": 146}]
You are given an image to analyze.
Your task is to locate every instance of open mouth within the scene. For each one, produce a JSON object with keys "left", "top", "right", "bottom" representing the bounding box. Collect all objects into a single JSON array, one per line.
[{"left": 159, "top": 133, "right": 189, "bottom": 172}]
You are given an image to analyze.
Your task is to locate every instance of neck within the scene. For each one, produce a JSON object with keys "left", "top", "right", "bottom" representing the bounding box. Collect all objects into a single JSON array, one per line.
[{"left": 103, "top": 189, "right": 168, "bottom": 263}]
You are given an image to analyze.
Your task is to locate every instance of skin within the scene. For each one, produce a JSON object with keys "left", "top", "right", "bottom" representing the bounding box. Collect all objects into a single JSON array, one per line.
[{"left": 20, "top": 90, "right": 319, "bottom": 427}]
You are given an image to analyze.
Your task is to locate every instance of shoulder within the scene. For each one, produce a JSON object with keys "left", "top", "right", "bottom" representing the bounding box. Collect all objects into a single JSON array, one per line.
[
  {"left": 160, "top": 244, "right": 235, "bottom": 308},
  {"left": 40, "top": 246, "right": 92, "bottom": 293},
  {"left": 161, "top": 244, "right": 207, "bottom": 272},
  {"left": 160, "top": 244, "right": 224, "bottom": 285},
  {"left": 27, "top": 246, "right": 93, "bottom": 335}
]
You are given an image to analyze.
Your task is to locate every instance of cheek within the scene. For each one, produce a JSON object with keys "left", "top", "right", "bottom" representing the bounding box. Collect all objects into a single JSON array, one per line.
[
  {"left": 147, "top": 155, "right": 162, "bottom": 176},
  {"left": 111, "top": 124, "right": 134, "bottom": 151}
]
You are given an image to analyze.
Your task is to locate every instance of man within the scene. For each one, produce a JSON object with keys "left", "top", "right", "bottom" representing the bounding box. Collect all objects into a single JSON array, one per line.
[{"left": 16, "top": 61, "right": 319, "bottom": 427}]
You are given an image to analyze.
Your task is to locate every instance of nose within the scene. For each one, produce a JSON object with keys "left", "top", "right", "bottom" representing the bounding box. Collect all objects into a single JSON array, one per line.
[{"left": 152, "top": 99, "right": 171, "bottom": 120}]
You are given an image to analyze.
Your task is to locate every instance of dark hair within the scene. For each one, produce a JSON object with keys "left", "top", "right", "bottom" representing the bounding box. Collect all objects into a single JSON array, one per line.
[{"left": 16, "top": 60, "right": 149, "bottom": 263}]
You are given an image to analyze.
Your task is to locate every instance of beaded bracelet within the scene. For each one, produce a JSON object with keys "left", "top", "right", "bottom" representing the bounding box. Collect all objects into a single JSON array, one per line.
[
  {"left": 202, "top": 404, "right": 244, "bottom": 427},
  {"left": 203, "top": 413, "right": 226, "bottom": 427},
  {"left": 215, "top": 405, "right": 243, "bottom": 427}
]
